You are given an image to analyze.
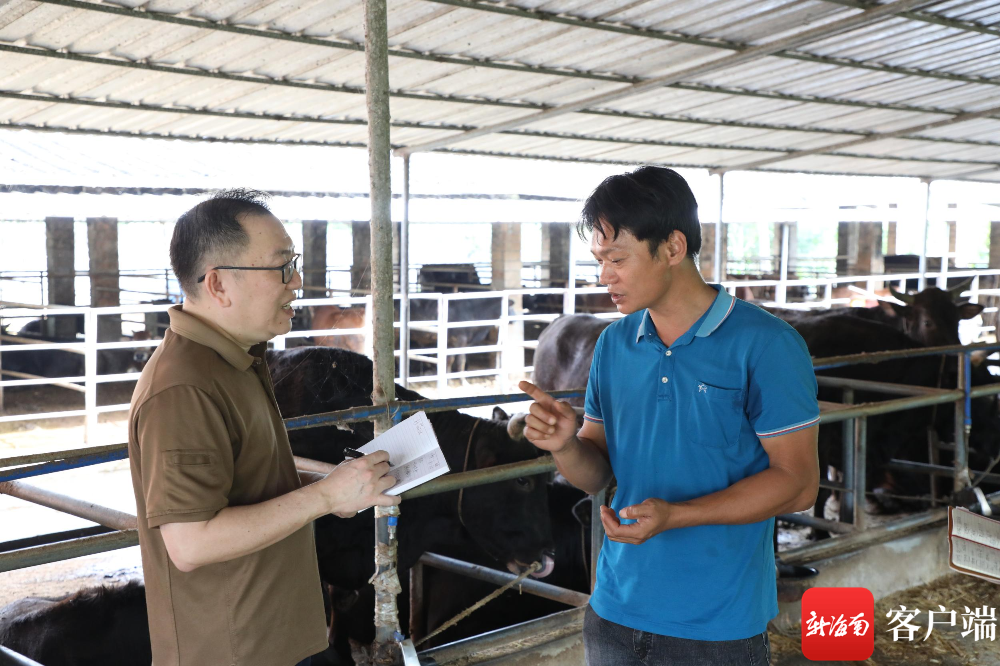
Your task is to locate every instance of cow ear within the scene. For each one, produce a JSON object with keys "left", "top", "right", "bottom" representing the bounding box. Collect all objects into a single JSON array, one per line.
[
  {"left": 959, "top": 302, "right": 985, "bottom": 320},
  {"left": 492, "top": 406, "right": 509, "bottom": 421}
]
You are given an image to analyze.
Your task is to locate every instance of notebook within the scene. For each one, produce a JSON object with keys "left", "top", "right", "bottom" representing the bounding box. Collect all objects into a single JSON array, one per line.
[{"left": 357, "top": 411, "right": 450, "bottom": 495}]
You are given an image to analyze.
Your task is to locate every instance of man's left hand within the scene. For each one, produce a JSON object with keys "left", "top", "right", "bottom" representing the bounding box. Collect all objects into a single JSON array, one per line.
[{"left": 600, "top": 499, "right": 672, "bottom": 545}]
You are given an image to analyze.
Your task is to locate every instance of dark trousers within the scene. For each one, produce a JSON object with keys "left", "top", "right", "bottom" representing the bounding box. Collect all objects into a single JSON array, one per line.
[
  {"left": 295, "top": 658, "right": 311, "bottom": 666},
  {"left": 583, "top": 605, "right": 771, "bottom": 666}
]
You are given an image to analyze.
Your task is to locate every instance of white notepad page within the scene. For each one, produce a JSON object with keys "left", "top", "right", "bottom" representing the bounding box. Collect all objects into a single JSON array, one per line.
[{"left": 357, "top": 411, "right": 450, "bottom": 495}]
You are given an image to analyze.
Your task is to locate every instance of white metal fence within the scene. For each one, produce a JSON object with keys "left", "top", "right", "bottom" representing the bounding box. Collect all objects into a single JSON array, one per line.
[{"left": 2, "top": 268, "right": 999, "bottom": 443}]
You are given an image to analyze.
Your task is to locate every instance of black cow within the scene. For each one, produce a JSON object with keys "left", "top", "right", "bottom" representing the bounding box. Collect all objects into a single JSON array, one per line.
[
  {"left": 268, "top": 346, "right": 555, "bottom": 658},
  {"left": 0, "top": 582, "right": 351, "bottom": 666},
  {"left": 0, "top": 319, "right": 139, "bottom": 383},
  {"left": 417, "top": 263, "right": 484, "bottom": 293},
  {"left": 766, "top": 283, "right": 983, "bottom": 349},
  {"left": 419, "top": 473, "right": 592, "bottom": 647},
  {"left": 793, "top": 315, "right": 1000, "bottom": 526},
  {"left": 0, "top": 581, "right": 150, "bottom": 666}
]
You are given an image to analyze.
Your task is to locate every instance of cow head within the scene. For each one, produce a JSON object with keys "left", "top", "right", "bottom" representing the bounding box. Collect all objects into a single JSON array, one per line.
[
  {"left": 442, "top": 407, "right": 555, "bottom": 578},
  {"left": 888, "top": 281, "right": 984, "bottom": 347}
]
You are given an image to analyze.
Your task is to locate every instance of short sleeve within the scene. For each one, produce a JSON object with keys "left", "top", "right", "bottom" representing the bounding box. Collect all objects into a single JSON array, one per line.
[
  {"left": 136, "top": 385, "right": 235, "bottom": 526},
  {"left": 746, "top": 329, "right": 819, "bottom": 439},
  {"left": 583, "top": 331, "right": 606, "bottom": 424}
]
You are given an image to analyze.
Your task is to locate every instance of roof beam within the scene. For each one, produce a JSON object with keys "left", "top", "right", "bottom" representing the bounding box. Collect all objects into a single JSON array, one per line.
[
  {"left": 4, "top": 38, "right": 999, "bottom": 150},
  {"left": 23, "top": 0, "right": 1000, "bottom": 95},
  {"left": 0, "top": 183, "right": 579, "bottom": 200},
  {"left": 397, "top": 0, "right": 942, "bottom": 155},
  {"left": 820, "top": 0, "right": 1000, "bottom": 38},
  {"left": 4, "top": 90, "right": 998, "bottom": 169},
  {"left": 422, "top": 0, "right": 1000, "bottom": 87},
  {"left": 0, "top": 122, "right": 994, "bottom": 184},
  {"left": 23, "top": 0, "right": 1000, "bottom": 105},
  {"left": 23, "top": 0, "right": 632, "bottom": 85},
  {"left": 713, "top": 101, "right": 1000, "bottom": 173},
  {"left": 4, "top": 41, "right": 989, "bottom": 123}
]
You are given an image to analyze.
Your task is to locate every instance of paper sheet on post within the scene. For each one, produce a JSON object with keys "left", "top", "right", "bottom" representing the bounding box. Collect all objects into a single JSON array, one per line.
[{"left": 357, "top": 412, "right": 450, "bottom": 495}]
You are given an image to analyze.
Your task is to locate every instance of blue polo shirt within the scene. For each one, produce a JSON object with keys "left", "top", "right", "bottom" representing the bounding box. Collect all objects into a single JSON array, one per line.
[{"left": 585, "top": 285, "right": 818, "bottom": 641}]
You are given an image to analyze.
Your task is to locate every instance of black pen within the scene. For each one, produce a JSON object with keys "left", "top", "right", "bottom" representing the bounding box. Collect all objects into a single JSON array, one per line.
[{"left": 343, "top": 448, "right": 364, "bottom": 460}]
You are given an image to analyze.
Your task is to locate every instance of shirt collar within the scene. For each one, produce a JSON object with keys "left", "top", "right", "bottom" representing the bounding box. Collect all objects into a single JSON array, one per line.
[
  {"left": 168, "top": 305, "right": 263, "bottom": 371},
  {"left": 634, "top": 284, "right": 736, "bottom": 344},
  {"left": 694, "top": 284, "right": 736, "bottom": 338}
]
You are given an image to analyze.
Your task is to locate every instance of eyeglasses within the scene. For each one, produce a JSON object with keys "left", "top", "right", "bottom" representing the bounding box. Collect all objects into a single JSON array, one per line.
[{"left": 197, "top": 253, "right": 300, "bottom": 285}]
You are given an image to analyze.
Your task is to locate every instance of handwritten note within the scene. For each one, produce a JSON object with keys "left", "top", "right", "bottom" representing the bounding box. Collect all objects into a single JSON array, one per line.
[
  {"left": 357, "top": 411, "right": 450, "bottom": 495},
  {"left": 949, "top": 507, "right": 1000, "bottom": 583}
]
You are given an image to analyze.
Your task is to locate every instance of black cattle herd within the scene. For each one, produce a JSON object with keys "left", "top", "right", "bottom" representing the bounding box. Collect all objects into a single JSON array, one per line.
[{"left": 2, "top": 281, "right": 998, "bottom": 665}]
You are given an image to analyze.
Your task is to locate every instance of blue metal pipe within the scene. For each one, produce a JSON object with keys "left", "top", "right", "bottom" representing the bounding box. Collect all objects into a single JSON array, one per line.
[
  {"left": 964, "top": 351, "right": 972, "bottom": 431},
  {"left": 0, "top": 448, "right": 129, "bottom": 483},
  {"left": 283, "top": 389, "right": 585, "bottom": 431}
]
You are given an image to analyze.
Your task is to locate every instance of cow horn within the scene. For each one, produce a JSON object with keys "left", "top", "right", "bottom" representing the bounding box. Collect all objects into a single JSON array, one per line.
[
  {"left": 948, "top": 277, "right": 973, "bottom": 300},
  {"left": 889, "top": 287, "right": 914, "bottom": 305},
  {"left": 507, "top": 412, "right": 528, "bottom": 441}
]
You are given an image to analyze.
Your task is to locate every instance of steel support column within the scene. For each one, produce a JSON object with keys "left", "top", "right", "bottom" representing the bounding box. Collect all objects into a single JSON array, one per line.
[
  {"left": 590, "top": 487, "right": 606, "bottom": 593},
  {"left": 777, "top": 223, "right": 790, "bottom": 305},
  {"left": 954, "top": 352, "right": 972, "bottom": 492},
  {"left": 363, "top": 0, "right": 402, "bottom": 661},
  {"left": 714, "top": 174, "right": 724, "bottom": 284},
  {"left": 919, "top": 179, "right": 931, "bottom": 292},
  {"left": 562, "top": 226, "right": 577, "bottom": 315},
  {"left": 400, "top": 154, "right": 411, "bottom": 387},
  {"left": 840, "top": 388, "right": 856, "bottom": 524},
  {"left": 853, "top": 416, "right": 867, "bottom": 530}
]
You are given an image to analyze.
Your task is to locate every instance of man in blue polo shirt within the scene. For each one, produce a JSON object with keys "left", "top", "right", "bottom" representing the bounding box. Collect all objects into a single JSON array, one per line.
[{"left": 520, "top": 166, "right": 819, "bottom": 665}]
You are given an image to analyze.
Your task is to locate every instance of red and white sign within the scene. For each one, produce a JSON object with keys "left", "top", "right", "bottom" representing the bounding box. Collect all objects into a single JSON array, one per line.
[{"left": 801, "top": 587, "right": 875, "bottom": 661}]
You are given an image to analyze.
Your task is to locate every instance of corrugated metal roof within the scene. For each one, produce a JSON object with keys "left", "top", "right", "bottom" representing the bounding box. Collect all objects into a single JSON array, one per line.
[{"left": 0, "top": 0, "right": 998, "bottom": 182}]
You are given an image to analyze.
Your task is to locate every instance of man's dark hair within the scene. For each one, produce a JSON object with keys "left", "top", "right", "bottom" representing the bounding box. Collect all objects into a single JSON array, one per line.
[
  {"left": 170, "top": 189, "right": 272, "bottom": 297},
  {"left": 578, "top": 166, "right": 701, "bottom": 259}
]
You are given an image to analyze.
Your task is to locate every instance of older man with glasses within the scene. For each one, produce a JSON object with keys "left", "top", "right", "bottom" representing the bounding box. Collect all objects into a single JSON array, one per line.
[{"left": 128, "top": 189, "right": 399, "bottom": 666}]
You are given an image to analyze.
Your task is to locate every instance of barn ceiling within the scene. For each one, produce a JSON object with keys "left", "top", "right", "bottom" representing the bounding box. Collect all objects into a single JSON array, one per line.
[{"left": 0, "top": 0, "right": 999, "bottom": 182}]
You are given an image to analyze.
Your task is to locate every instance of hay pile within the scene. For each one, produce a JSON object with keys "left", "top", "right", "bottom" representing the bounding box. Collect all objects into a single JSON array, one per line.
[{"left": 771, "top": 575, "right": 999, "bottom": 665}]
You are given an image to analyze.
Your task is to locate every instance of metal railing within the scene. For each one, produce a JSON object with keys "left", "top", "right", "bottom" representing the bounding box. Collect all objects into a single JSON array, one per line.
[{"left": 4, "top": 267, "right": 998, "bottom": 437}]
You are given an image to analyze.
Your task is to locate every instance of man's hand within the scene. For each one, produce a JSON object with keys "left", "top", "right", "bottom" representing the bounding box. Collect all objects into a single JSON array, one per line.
[
  {"left": 518, "top": 380, "right": 579, "bottom": 453},
  {"left": 314, "top": 450, "right": 399, "bottom": 517},
  {"left": 600, "top": 499, "right": 672, "bottom": 545}
]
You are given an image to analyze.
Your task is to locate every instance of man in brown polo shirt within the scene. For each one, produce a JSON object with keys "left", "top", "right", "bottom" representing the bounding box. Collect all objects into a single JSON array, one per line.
[{"left": 129, "top": 190, "right": 399, "bottom": 666}]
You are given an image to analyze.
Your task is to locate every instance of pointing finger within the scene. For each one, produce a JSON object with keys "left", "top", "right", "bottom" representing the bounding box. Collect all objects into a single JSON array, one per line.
[{"left": 519, "top": 380, "right": 559, "bottom": 409}]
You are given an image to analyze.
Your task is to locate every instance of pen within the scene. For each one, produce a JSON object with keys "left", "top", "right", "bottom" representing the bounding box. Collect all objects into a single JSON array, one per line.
[{"left": 343, "top": 448, "right": 363, "bottom": 460}]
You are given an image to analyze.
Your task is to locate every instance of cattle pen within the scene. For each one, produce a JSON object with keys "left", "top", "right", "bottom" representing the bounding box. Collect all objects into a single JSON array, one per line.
[
  {"left": 2, "top": 323, "right": 1000, "bottom": 664},
  {"left": 3, "top": 0, "right": 1000, "bottom": 664}
]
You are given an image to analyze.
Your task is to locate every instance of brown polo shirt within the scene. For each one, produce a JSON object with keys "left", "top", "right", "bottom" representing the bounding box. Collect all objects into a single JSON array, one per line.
[{"left": 128, "top": 306, "right": 327, "bottom": 666}]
